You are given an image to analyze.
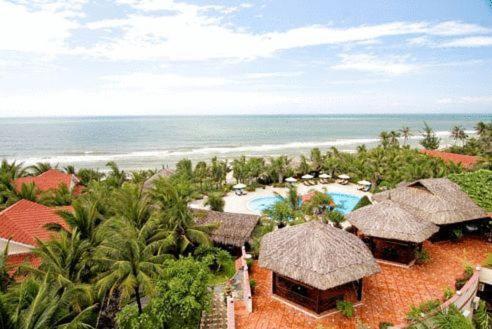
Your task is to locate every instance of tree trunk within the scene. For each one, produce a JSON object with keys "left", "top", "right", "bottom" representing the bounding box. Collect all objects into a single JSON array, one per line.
[{"left": 135, "top": 286, "right": 143, "bottom": 314}]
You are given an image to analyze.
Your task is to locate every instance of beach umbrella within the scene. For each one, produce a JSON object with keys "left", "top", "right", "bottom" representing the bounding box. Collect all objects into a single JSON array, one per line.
[
  {"left": 285, "top": 177, "right": 297, "bottom": 183},
  {"left": 338, "top": 174, "right": 350, "bottom": 180},
  {"left": 301, "top": 174, "right": 314, "bottom": 180},
  {"left": 357, "top": 180, "right": 371, "bottom": 186},
  {"left": 319, "top": 173, "right": 331, "bottom": 179},
  {"left": 233, "top": 183, "right": 247, "bottom": 189}
]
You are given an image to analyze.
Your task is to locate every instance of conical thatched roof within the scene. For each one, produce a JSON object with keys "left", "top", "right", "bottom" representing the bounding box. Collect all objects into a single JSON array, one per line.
[
  {"left": 258, "top": 221, "right": 380, "bottom": 290},
  {"left": 143, "top": 168, "right": 175, "bottom": 191},
  {"left": 194, "top": 210, "right": 259, "bottom": 247},
  {"left": 346, "top": 200, "right": 439, "bottom": 243},
  {"left": 373, "top": 178, "right": 486, "bottom": 225}
]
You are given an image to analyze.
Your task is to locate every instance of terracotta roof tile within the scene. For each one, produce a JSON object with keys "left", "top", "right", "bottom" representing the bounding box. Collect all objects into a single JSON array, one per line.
[
  {"left": 420, "top": 149, "right": 478, "bottom": 168},
  {"left": 0, "top": 200, "right": 68, "bottom": 246},
  {"left": 13, "top": 169, "right": 78, "bottom": 192}
]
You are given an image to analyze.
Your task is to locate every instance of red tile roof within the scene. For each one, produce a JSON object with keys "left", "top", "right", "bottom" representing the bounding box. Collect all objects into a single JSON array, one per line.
[
  {"left": 6, "top": 253, "right": 41, "bottom": 275},
  {"left": 420, "top": 149, "right": 479, "bottom": 168},
  {"left": 0, "top": 200, "right": 68, "bottom": 246},
  {"left": 13, "top": 169, "right": 78, "bottom": 193}
]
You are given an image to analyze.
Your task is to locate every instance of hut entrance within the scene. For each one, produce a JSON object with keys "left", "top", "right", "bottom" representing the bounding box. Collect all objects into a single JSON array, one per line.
[
  {"left": 366, "top": 238, "right": 419, "bottom": 265},
  {"left": 272, "top": 273, "right": 359, "bottom": 314}
]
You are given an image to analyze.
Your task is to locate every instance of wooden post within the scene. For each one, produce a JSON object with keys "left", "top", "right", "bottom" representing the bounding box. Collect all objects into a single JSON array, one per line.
[{"left": 356, "top": 279, "right": 363, "bottom": 301}]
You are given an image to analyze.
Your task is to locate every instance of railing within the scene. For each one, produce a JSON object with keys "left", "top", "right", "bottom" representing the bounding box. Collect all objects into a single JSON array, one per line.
[
  {"left": 226, "top": 297, "right": 235, "bottom": 329},
  {"left": 241, "top": 246, "right": 253, "bottom": 313},
  {"left": 391, "top": 267, "right": 481, "bottom": 328}
]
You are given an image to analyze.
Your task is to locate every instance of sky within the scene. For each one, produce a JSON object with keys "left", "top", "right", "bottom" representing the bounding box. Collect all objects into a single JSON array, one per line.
[{"left": 1, "top": 0, "right": 492, "bottom": 117}]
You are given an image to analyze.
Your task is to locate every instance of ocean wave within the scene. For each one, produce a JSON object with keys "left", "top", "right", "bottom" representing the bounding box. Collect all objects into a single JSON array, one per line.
[{"left": 11, "top": 130, "right": 474, "bottom": 166}]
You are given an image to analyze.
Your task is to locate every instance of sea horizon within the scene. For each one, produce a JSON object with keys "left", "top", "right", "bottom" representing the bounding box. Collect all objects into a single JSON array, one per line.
[{"left": 1, "top": 113, "right": 490, "bottom": 171}]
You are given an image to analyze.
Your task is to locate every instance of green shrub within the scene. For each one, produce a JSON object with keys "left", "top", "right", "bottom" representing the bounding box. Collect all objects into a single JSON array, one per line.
[
  {"left": 451, "top": 228, "right": 463, "bottom": 241},
  {"left": 249, "top": 279, "right": 256, "bottom": 293},
  {"left": 379, "top": 322, "right": 393, "bottom": 329},
  {"left": 483, "top": 253, "right": 492, "bottom": 268},
  {"left": 406, "top": 299, "right": 441, "bottom": 321},
  {"left": 443, "top": 287, "right": 454, "bottom": 300},
  {"left": 353, "top": 195, "right": 372, "bottom": 211},
  {"left": 473, "top": 300, "right": 491, "bottom": 329},
  {"left": 449, "top": 170, "right": 492, "bottom": 212},
  {"left": 204, "top": 192, "right": 225, "bottom": 212},
  {"left": 336, "top": 300, "right": 355, "bottom": 318},
  {"left": 415, "top": 248, "right": 430, "bottom": 265}
]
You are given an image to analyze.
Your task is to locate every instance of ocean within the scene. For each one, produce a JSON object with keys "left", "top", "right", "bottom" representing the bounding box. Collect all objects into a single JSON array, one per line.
[{"left": 0, "top": 114, "right": 490, "bottom": 170}]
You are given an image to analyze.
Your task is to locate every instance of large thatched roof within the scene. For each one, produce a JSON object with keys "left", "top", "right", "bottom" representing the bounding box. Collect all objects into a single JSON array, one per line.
[
  {"left": 258, "top": 221, "right": 380, "bottom": 290},
  {"left": 373, "top": 178, "right": 486, "bottom": 225},
  {"left": 143, "top": 168, "right": 175, "bottom": 191},
  {"left": 194, "top": 210, "right": 259, "bottom": 247},
  {"left": 347, "top": 200, "right": 439, "bottom": 243}
]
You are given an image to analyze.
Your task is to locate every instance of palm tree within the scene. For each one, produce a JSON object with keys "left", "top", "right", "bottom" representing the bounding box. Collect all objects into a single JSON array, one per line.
[
  {"left": 111, "top": 184, "right": 153, "bottom": 230},
  {"left": 28, "top": 162, "right": 53, "bottom": 176},
  {"left": 54, "top": 200, "right": 102, "bottom": 245},
  {"left": 451, "top": 125, "right": 467, "bottom": 145},
  {"left": 5, "top": 275, "right": 96, "bottom": 329},
  {"left": 105, "top": 161, "right": 126, "bottom": 188},
  {"left": 232, "top": 156, "right": 248, "bottom": 183},
  {"left": 388, "top": 130, "right": 401, "bottom": 147},
  {"left": 17, "top": 182, "right": 39, "bottom": 202},
  {"left": 0, "top": 160, "right": 28, "bottom": 179},
  {"left": 269, "top": 156, "right": 291, "bottom": 184},
  {"left": 399, "top": 126, "right": 412, "bottom": 146},
  {"left": 420, "top": 122, "right": 440, "bottom": 150},
  {"left": 95, "top": 220, "right": 166, "bottom": 314},
  {"left": 475, "top": 121, "right": 487, "bottom": 136},
  {"left": 379, "top": 131, "right": 390, "bottom": 148},
  {"left": 64, "top": 165, "right": 76, "bottom": 175},
  {"left": 151, "top": 179, "right": 214, "bottom": 255},
  {"left": 0, "top": 240, "right": 13, "bottom": 292},
  {"left": 39, "top": 183, "right": 72, "bottom": 206},
  {"left": 356, "top": 144, "right": 367, "bottom": 154},
  {"left": 210, "top": 157, "right": 227, "bottom": 189},
  {"left": 324, "top": 210, "right": 346, "bottom": 228},
  {"left": 310, "top": 148, "right": 323, "bottom": 172}
]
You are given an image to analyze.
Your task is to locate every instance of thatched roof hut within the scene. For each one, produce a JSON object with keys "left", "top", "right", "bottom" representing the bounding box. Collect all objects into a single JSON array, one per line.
[
  {"left": 143, "top": 168, "right": 175, "bottom": 191},
  {"left": 373, "top": 178, "right": 486, "bottom": 225},
  {"left": 194, "top": 210, "right": 259, "bottom": 248},
  {"left": 346, "top": 200, "right": 439, "bottom": 243},
  {"left": 259, "top": 221, "right": 380, "bottom": 291}
]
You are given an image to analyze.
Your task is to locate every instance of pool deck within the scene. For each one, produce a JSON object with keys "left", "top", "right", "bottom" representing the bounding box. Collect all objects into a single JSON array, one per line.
[{"left": 189, "top": 182, "right": 371, "bottom": 215}]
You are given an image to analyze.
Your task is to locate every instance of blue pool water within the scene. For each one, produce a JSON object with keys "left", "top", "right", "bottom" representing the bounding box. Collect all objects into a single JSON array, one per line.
[{"left": 247, "top": 192, "right": 361, "bottom": 215}]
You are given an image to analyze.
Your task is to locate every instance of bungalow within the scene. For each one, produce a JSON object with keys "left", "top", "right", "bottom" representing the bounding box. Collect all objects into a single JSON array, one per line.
[
  {"left": 373, "top": 178, "right": 488, "bottom": 239},
  {"left": 194, "top": 209, "right": 259, "bottom": 254},
  {"left": 259, "top": 221, "right": 380, "bottom": 314},
  {"left": 347, "top": 200, "right": 439, "bottom": 266},
  {"left": 142, "top": 168, "right": 175, "bottom": 191},
  {"left": 13, "top": 169, "right": 83, "bottom": 194}
]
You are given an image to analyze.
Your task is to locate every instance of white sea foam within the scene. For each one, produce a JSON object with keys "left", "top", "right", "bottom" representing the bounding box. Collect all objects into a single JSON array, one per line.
[{"left": 11, "top": 130, "right": 475, "bottom": 166}]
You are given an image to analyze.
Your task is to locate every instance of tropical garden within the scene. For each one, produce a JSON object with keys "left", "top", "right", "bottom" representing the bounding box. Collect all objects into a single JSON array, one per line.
[{"left": 0, "top": 121, "right": 490, "bottom": 328}]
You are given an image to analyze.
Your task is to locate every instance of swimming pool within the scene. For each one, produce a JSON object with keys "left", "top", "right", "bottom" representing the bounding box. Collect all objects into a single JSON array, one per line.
[{"left": 247, "top": 192, "right": 361, "bottom": 215}]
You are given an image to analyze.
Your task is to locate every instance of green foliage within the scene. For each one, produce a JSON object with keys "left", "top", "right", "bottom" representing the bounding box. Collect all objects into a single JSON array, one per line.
[
  {"left": 117, "top": 258, "right": 211, "bottom": 329},
  {"left": 442, "top": 287, "right": 454, "bottom": 301},
  {"left": 449, "top": 170, "right": 492, "bottom": 212},
  {"left": 352, "top": 195, "right": 372, "bottom": 211},
  {"left": 406, "top": 299, "right": 441, "bottom": 321},
  {"left": 325, "top": 210, "right": 346, "bottom": 228},
  {"left": 473, "top": 300, "right": 491, "bottom": 329},
  {"left": 433, "top": 305, "right": 473, "bottom": 329},
  {"left": 483, "top": 253, "right": 492, "bottom": 268},
  {"left": 415, "top": 248, "right": 430, "bottom": 265},
  {"left": 204, "top": 192, "right": 225, "bottom": 212},
  {"left": 336, "top": 300, "right": 355, "bottom": 318},
  {"left": 420, "top": 122, "right": 440, "bottom": 150},
  {"left": 249, "top": 278, "right": 256, "bottom": 291},
  {"left": 379, "top": 322, "right": 394, "bottom": 329}
]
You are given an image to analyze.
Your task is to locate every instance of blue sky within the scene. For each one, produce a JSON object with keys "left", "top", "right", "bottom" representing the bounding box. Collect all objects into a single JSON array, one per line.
[{"left": 1, "top": 0, "right": 492, "bottom": 116}]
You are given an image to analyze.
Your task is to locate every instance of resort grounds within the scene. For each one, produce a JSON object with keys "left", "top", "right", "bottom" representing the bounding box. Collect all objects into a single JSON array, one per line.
[{"left": 236, "top": 237, "right": 492, "bottom": 329}]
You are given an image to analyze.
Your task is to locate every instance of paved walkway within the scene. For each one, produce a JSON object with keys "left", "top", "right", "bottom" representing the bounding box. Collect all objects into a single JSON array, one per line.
[{"left": 236, "top": 237, "right": 492, "bottom": 329}]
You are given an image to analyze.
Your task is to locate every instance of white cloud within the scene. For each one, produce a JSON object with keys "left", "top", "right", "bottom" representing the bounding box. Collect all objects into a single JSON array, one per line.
[
  {"left": 331, "top": 54, "right": 419, "bottom": 75},
  {"left": 0, "top": 0, "right": 82, "bottom": 55},
  {"left": 439, "top": 36, "right": 492, "bottom": 48},
  {"left": 244, "top": 72, "right": 303, "bottom": 79},
  {"left": 437, "top": 96, "right": 492, "bottom": 105},
  {"left": 100, "top": 73, "right": 228, "bottom": 90}
]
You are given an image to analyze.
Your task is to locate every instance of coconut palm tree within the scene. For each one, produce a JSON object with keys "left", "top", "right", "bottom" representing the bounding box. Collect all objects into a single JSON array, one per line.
[
  {"left": 388, "top": 130, "right": 401, "bottom": 147},
  {"left": 0, "top": 240, "right": 13, "bottom": 292},
  {"left": 399, "top": 126, "right": 412, "bottom": 146},
  {"left": 324, "top": 210, "right": 346, "bottom": 228},
  {"left": 95, "top": 220, "right": 166, "bottom": 314},
  {"left": 0, "top": 160, "right": 28, "bottom": 179},
  {"left": 420, "top": 122, "right": 440, "bottom": 150},
  {"left": 64, "top": 165, "right": 76, "bottom": 175},
  {"left": 451, "top": 125, "right": 467, "bottom": 145},
  {"left": 54, "top": 200, "right": 102, "bottom": 245},
  {"left": 379, "top": 131, "right": 390, "bottom": 148},
  {"left": 210, "top": 157, "right": 227, "bottom": 189},
  {"left": 16, "top": 182, "right": 39, "bottom": 202},
  {"left": 28, "top": 162, "right": 53, "bottom": 176},
  {"left": 269, "top": 156, "right": 291, "bottom": 184},
  {"left": 111, "top": 184, "right": 153, "bottom": 230},
  {"left": 105, "top": 161, "right": 126, "bottom": 189},
  {"left": 151, "top": 179, "right": 214, "bottom": 255},
  {"left": 39, "top": 183, "right": 72, "bottom": 206}
]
